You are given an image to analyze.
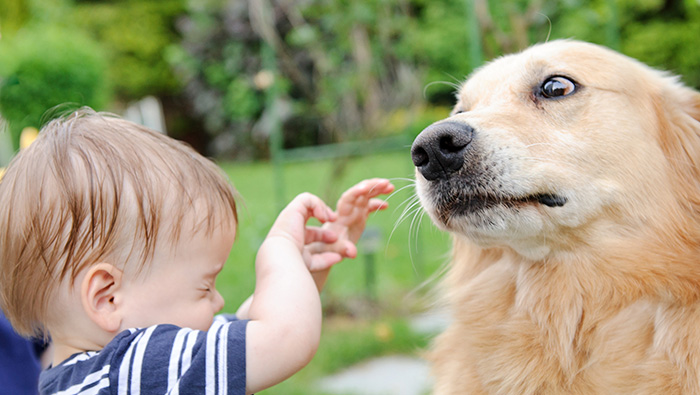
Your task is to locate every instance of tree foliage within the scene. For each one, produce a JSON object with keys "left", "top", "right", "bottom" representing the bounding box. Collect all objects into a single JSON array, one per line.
[
  {"left": 168, "top": 0, "right": 698, "bottom": 158},
  {"left": 169, "top": 0, "right": 428, "bottom": 158},
  {"left": 69, "top": 0, "right": 186, "bottom": 101},
  {"left": 1, "top": 0, "right": 698, "bottom": 159},
  {"left": 620, "top": 0, "right": 700, "bottom": 88},
  {"left": 0, "top": 26, "right": 108, "bottom": 150}
]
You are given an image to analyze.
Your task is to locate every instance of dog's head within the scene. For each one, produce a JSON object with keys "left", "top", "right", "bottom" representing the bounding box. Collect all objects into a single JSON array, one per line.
[{"left": 413, "top": 40, "right": 700, "bottom": 260}]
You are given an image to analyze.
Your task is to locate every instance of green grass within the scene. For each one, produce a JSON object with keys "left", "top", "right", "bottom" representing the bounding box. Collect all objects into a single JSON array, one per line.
[{"left": 216, "top": 151, "right": 451, "bottom": 393}]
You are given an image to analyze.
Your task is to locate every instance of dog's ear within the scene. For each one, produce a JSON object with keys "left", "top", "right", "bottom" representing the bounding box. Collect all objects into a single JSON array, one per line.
[
  {"left": 688, "top": 90, "right": 700, "bottom": 125},
  {"left": 653, "top": 79, "right": 700, "bottom": 232},
  {"left": 654, "top": 80, "right": 700, "bottom": 185}
]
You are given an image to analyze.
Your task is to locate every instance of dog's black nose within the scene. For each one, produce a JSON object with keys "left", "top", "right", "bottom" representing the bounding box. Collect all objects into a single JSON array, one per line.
[{"left": 411, "top": 121, "right": 473, "bottom": 181}]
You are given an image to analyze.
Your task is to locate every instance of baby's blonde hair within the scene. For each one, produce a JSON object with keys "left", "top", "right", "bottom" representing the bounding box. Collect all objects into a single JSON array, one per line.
[{"left": 0, "top": 109, "right": 237, "bottom": 337}]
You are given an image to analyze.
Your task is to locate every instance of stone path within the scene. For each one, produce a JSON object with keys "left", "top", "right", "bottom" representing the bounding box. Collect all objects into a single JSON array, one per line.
[
  {"left": 314, "top": 308, "right": 450, "bottom": 395},
  {"left": 316, "top": 355, "right": 431, "bottom": 395}
]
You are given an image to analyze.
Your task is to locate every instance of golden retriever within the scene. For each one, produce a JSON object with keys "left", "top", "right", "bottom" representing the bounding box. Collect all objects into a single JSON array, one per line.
[{"left": 411, "top": 40, "right": 700, "bottom": 394}]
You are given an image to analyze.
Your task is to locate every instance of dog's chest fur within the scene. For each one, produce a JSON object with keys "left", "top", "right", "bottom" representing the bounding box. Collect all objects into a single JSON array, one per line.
[{"left": 429, "top": 244, "right": 700, "bottom": 395}]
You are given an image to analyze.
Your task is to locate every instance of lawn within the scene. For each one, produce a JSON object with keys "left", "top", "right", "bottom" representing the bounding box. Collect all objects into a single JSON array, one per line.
[{"left": 216, "top": 150, "right": 451, "bottom": 393}]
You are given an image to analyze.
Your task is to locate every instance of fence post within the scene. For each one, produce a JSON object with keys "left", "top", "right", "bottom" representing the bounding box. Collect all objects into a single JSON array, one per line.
[
  {"left": 359, "top": 226, "right": 382, "bottom": 300},
  {"left": 466, "top": 0, "right": 483, "bottom": 71},
  {"left": 606, "top": 0, "right": 621, "bottom": 51},
  {"left": 260, "top": 43, "right": 286, "bottom": 212}
]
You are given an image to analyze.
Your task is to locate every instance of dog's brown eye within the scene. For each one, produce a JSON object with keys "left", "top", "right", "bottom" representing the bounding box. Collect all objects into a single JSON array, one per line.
[{"left": 541, "top": 76, "right": 576, "bottom": 98}]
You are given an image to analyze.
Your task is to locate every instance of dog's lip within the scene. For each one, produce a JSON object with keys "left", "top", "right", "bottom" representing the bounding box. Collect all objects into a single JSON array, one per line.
[
  {"left": 433, "top": 192, "right": 567, "bottom": 226},
  {"left": 490, "top": 193, "right": 567, "bottom": 207},
  {"left": 451, "top": 192, "right": 567, "bottom": 211},
  {"left": 531, "top": 193, "right": 568, "bottom": 207}
]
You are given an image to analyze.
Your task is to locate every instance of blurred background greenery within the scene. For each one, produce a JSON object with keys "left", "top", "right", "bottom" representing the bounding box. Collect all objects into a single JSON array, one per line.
[
  {"left": 2, "top": 0, "right": 699, "bottom": 158},
  {"left": 1, "top": 0, "right": 699, "bottom": 393}
]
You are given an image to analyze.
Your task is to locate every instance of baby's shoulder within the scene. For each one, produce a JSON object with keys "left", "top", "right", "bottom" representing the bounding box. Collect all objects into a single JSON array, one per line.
[{"left": 40, "top": 319, "right": 248, "bottom": 394}]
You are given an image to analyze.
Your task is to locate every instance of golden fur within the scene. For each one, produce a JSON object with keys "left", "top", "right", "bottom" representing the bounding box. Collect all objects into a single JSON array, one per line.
[{"left": 411, "top": 40, "right": 700, "bottom": 394}]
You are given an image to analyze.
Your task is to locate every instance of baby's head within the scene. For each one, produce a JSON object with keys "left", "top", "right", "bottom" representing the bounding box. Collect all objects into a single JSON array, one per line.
[{"left": 0, "top": 109, "right": 238, "bottom": 342}]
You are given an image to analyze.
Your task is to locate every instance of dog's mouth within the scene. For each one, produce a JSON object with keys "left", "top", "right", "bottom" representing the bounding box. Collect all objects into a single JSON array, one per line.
[
  {"left": 532, "top": 193, "right": 568, "bottom": 207},
  {"left": 455, "top": 192, "right": 566, "bottom": 210},
  {"left": 431, "top": 188, "right": 567, "bottom": 223}
]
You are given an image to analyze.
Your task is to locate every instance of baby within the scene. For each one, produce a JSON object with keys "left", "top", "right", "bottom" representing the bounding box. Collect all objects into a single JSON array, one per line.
[{"left": 0, "top": 109, "right": 394, "bottom": 394}]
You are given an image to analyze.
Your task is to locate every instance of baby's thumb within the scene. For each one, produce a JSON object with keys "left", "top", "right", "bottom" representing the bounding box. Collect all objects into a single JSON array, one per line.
[{"left": 309, "top": 252, "right": 344, "bottom": 272}]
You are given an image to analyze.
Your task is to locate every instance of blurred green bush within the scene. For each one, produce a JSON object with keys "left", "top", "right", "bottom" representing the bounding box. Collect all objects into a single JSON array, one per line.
[
  {"left": 0, "top": 27, "right": 109, "bottom": 151},
  {"left": 168, "top": 0, "right": 428, "bottom": 159},
  {"left": 622, "top": 1, "right": 700, "bottom": 88},
  {"left": 1, "top": 0, "right": 699, "bottom": 158},
  {"left": 70, "top": 0, "right": 185, "bottom": 101}
]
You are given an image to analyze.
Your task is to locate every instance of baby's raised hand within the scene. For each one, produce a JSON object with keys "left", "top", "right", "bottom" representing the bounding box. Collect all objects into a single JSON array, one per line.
[
  {"left": 334, "top": 178, "right": 395, "bottom": 245},
  {"left": 304, "top": 178, "right": 394, "bottom": 272},
  {"left": 265, "top": 192, "right": 352, "bottom": 272},
  {"left": 266, "top": 192, "right": 338, "bottom": 251}
]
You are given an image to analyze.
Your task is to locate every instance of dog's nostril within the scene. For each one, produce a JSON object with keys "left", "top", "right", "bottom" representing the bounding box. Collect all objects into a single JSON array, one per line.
[
  {"left": 439, "top": 134, "right": 469, "bottom": 154},
  {"left": 411, "top": 146, "right": 429, "bottom": 167}
]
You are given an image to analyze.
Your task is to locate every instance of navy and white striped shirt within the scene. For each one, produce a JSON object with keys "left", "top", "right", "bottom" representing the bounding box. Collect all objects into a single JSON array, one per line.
[{"left": 39, "top": 315, "right": 248, "bottom": 395}]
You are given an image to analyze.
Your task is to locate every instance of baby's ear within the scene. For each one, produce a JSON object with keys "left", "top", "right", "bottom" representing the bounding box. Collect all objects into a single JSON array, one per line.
[{"left": 81, "top": 263, "right": 123, "bottom": 333}]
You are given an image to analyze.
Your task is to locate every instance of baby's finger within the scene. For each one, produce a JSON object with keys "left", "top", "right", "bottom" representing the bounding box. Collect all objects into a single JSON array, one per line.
[
  {"left": 343, "top": 241, "right": 358, "bottom": 259},
  {"left": 306, "top": 239, "right": 357, "bottom": 259},
  {"left": 295, "top": 192, "right": 337, "bottom": 223},
  {"left": 342, "top": 179, "right": 394, "bottom": 202},
  {"left": 337, "top": 179, "right": 381, "bottom": 210},
  {"left": 308, "top": 252, "right": 344, "bottom": 272},
  {"left": 365, "top": 179, "right": 395, "bottom": 199},
  {"left": 305, "top": 227, "right": 338, "bottom": 244},
  {"left": 375, "top": 179, "right": 395, "bottom": 194},
  {"left": 368, "top": 198, "right": 389, "bottom": 213}
]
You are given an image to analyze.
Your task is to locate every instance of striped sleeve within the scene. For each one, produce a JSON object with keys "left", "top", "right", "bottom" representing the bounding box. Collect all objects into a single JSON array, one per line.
[{"left": 111, "top": 318, "right": 248, "bottom": 395}]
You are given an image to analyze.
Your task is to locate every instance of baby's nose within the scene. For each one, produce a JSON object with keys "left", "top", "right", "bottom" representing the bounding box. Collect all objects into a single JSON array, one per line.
[{"left": 213, "top": 289, "right": 225, "bottom": 312}]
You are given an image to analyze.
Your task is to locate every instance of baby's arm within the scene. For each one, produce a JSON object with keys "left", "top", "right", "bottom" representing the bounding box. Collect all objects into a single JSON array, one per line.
[
  {"left": 242, "top": 193, "right": 344, "bottom": 394},
  {"left": 239, "top": 179, "right": 393, "bottom": 393}
]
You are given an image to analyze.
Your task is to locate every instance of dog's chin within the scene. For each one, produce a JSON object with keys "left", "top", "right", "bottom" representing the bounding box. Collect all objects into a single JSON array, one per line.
[
  {"left": 422, "top": 197, "right": 558, "bottom": 260},
  {"left": 417, "top": 180, "right": 567, "bottom": 247},
  {"left": 426, "top": 196, "right": 536, "bottom": 230}
]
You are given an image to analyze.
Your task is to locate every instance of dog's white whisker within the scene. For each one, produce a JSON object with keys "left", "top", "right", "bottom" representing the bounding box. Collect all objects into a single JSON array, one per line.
[
  {"left": 388, "top": 183, "right": 418, "bottom": 198},
  {"left": 522, "top": 142, "right": 561, "bottom": 149},
  {"left": 387, "top": 193, "right": 422, "bottom": 249},
  {"left": 535, "top": 12, "right": 553, "bottom": 43},
  {"left": 390, "top": 196, "right": 422, "bottom": 239},
  {"left": 423, "top": 77, "right": 463, "bottom": 99},
  {"left": 519, "top": 156, "right": 568, "bottom": 166}
]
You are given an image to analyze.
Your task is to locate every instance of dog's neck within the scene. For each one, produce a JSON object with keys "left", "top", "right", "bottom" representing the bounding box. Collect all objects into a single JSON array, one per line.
[{"left": 446, "top": 234, "right": 700, "bottom": 378}]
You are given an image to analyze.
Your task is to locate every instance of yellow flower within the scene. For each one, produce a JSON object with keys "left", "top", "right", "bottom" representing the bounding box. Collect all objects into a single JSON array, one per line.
[
  {"left": 20, "top": 127, "right": 39, "bottom": 150},
  {"left": 373, "top": 322, "right": 394, "bottom": 342},
  {"left": 0, "top": 128, "right": 39, "bottom": 180}
]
